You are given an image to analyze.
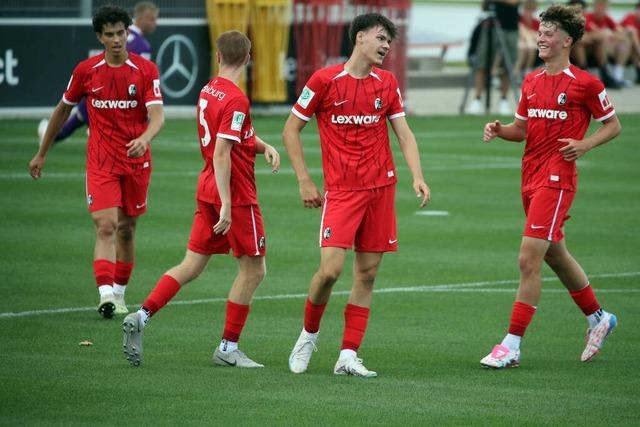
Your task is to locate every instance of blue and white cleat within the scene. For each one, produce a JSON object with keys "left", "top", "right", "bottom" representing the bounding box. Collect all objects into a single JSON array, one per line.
[
  {"left": 581, "top": 312, "right": 617, "bottom": 362},
  {"left": 480, "top": 344, "right": 520, "bottom": 369}
]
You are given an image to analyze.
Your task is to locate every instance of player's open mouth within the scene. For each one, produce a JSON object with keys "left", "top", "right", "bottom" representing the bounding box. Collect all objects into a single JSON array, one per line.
[{"left": 377, "top": 50, "right": 387, "bottom": 59}]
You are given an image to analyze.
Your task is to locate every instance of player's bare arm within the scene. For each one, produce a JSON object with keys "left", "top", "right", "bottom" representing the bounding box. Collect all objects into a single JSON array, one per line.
[
  {"left": 282, "top": 114, "right": 323, "bottom": 208},
  {"left": 126, "top": 104, "right": 164, "bottom": 158},
  {"left": 483, "top": 118, "right": 527, "bottom": 143},
  {"left": 559, "top": 115, "right": 621, "bottom": 161},
  {"left": 254, "top": 136, "right": 280, "bottom": 173},
  {"left": 29, "top": 100, "right": 74, "bottom": 179},
  {"left": 390, "top": 116, "right": 430, "bottom": 207},
  {"left": 213, "top": 137, "right": 234, "bottom": 235}
]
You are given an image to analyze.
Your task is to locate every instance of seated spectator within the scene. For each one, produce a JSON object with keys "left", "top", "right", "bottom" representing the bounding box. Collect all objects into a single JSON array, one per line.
[{"left": 620, "top": 1, "right": 640, "bottom": 83}]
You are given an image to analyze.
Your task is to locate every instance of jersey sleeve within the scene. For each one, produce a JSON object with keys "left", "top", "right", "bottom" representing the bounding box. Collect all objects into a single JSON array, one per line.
[
  {"left": 143, "top": 62, "right": 163, "bottom": 107},
  {"left": 291, "top": 71, "right": 326, "bottom": 122},
  {"left": 515, "top": 77, "right": 529, "bottom": 121},
  {"left": 216, "top": 96, "right": 249, "bottom": 144},
  {"left": 62, "top": 63, "right": 87, "bottom": 105},
  {"left": 584, "top": 78, "right": 615, "bottom": 122},
  {"left": 387, "top": 73, "right": 405, "bottom": 120}
]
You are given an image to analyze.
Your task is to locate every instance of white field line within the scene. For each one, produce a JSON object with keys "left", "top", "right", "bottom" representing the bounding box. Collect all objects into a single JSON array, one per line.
[{"left": 1, "top": 271, "right": 637, "bottom": 319}]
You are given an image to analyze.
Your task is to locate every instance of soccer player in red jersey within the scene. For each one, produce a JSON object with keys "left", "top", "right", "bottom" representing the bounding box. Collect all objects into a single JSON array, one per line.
[
  {"left": 28, "top": 5, "right": 164, "bottom": 319},
  {"left": 480, "top": 4, "right": 621, "bottom": 369},
  {"left": 122, "top": 30, "right": 280, "bottom": 368},
  {"left": 283, "top": 13, "right": 430, "bottom": 377}
]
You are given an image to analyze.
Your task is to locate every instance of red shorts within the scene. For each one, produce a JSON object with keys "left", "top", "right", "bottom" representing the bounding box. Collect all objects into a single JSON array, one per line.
[
  {"left": 319, "top": 185, "right": 397, "bottom": 252},
  {"left": 522, "top": 187, "right": 575, "bottom": 242},
  {"left": 188, "top": 199, "right": 266, "bottom": 257},
  {"left": 85, "top": 167, "right": 151, "bottom": 217}
]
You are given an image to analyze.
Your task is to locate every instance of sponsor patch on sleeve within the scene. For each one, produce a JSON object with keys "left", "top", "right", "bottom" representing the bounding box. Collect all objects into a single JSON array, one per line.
[
  {"left": 598, "top": 89, "right": 612, "bottom": 111},
  {"left": 153, "top": 79, "right": 161, "bottom": 97},
  {"left": 297, "top": 86, "right": 315, "bottom": 109},
  {"left": 231, "top": 111, "right": 246, "bottom": 131}
]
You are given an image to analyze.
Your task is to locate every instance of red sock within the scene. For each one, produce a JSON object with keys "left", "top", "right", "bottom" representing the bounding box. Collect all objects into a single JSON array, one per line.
[
  {"left": 114, "top": 260, "right": 134, "bottom": 285},
  {"left": 341, "top": 304, "right": 370, "bottom": 351},
  {"left": 508, "top": 301, "right": 537, "bottom": 337},
  {"left": 222, "top": 300, "right": 250, "bottom": 342},
  {"left": 93, "top": 259, "right": 115, "bottom": 288},
  {"left": 304, "top": 298, "right": 327, "bottom": 333},
  {"left": 141, "top": 274, "right": 181, "bottom": 316},
  {"left": 569, "top": 283, "right": 601, "bottom": 315}
]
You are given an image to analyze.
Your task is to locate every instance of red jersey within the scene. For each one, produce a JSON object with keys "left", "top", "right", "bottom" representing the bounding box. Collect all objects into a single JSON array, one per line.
[
  {"left": 292, "top": 64, "right": 405, "bottom": 191},
  {"left": 520, "top": 16, "right": 540, "bottom": 31},
  {"left": 515, "top": 65, "right": 615, "bottom": 193},
  {"left": 585, "top": 13, "right": 617, "bottom": 32},
  {"left": 63, "top": 52, "right": 162, "bottom": 173},
  {"left": 620, "top": 13, "right": 640, "bottom": 32},
  {"left": 195, "top": 77, "right": 257, "bottom": 206}
]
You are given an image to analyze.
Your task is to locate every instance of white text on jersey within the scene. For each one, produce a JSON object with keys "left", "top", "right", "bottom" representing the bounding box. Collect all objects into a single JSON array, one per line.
[
  {"left": 527, "top": 108, "right": 567, "bottom": 120},
  {"left": 201, "top": 84, "right": 226, "bottom": 101},
  {"left": 330, "top": 114, "right": 381, "bottom": 125},
  {"left": 92, "top": 99, "right": 138, "bottom": 109}
]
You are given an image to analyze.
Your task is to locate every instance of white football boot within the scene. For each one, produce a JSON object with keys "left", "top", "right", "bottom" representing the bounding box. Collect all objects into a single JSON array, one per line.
[
  {"left": 122, "top": 311, "right": 145, "bottom": 366},
  {"left": 333, "top": 353, "right": 377, "bottom": 378},
  {"left": 213, "top": 347, "right": 264, "bottom": 368},
  {"left": 581, "top": 311, "right": 617, "bottom": 362},
  {"left": 113, "top": 293, "right": 129, "bottom": 315},
  {"left": 288, "top": 329, "right": 318, "bottom": 374},
  {"left": 97, "top": 292, "right": 116, "bottom": 319},
  {"left": 480, "top": 344, "right": 521, "bottom": 369}
]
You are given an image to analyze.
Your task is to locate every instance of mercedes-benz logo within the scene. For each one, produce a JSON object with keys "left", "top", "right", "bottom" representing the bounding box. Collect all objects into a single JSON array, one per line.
[{"left": 156, "top": 34, "right": 198, "bottom": 98}]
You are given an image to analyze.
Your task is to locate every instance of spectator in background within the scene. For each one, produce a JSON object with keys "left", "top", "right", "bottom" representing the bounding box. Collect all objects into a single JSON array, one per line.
[
  {"left": 468, "top": 0, "right": 520, "bottom": 116},
  {"left": 620, "top": 1, "right": 640, "bottom": 83},
  {"left": 516, "top": 0, "right": 540, "bottom": 78},
  {"left": 570, "top": 0, "right": 630, "bottom": 88},
  {"left": 38, "top": 1, "right": 160, "bottom": 145}
]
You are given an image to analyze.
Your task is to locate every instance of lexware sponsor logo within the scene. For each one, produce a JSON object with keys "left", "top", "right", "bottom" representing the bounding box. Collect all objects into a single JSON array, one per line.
[
  {"left": 330, "top": 114, "right": 381, "bottom": 125},
  {"left": 92, "top": 99, "right": 138, "bottom": 109},
  {"left": 527, "top": 108, "right": 567, "bottom": 120}
]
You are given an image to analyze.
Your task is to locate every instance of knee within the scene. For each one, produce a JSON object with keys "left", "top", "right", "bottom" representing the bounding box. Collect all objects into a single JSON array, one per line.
[
  {"left": 94, "top": 218, "right": 117, "bottom": 241},
  {"left": 518, "top": 253, "right": 540, "bottom": 277},
  {"left": 116, "top": 223, "right": 136, "bottom": 243},
  {"left": 354, "top": 264, "right": 378, "bottom": 287},
  {"left": 316, "top": 265, "right": 342, "bottom": 287}
]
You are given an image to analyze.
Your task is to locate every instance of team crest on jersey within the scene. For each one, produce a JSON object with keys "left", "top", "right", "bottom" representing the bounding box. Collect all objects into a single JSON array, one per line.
[
  {"left": 87, "top": 194, "right": 93, "bottom": 206},
  {"left": 128, "top": 84, "right": 137, "bottom": 97},
  {"left": 374, "top": 98, "right": 383, "bottom": 110},
  {"left": 259, "top": 236, "right": 266, "bottom": 249},
  {"left": 557, "top": 92, "right": 567, "bottom": 105},
  {"left": 323, "top": 227, "right": 331, "bottom": 240}
]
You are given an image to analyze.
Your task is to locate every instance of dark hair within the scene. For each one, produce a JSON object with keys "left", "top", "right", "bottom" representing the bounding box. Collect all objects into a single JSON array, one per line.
[
  {"left": 216, "top": 30, "right": 251, "bottom": 67},
  {"left": 92, "top": 5, "right": 132, "bottom": 33},
  {"left": 566, "top": 0, "right": 586, "bottom": 9},
  {"left": 540, "top": 4, "right": 585, "bottom": 45},
  {"left": 348, "top": 13, "right": 398, "bottom": 45}
]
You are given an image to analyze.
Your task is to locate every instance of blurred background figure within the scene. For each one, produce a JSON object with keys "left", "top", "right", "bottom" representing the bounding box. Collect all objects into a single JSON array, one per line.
[
  {"left": 516, "top": 0, "right": 540, "bottom": 79},
  {"left": 570, "top": 0, "right": 630, "bottom": 88},
  {"left": 620, "top": 1, "right": 640, "bottom": 84},
  {"left": 467, "top": 0, "right": 520, "bottom": 116}
]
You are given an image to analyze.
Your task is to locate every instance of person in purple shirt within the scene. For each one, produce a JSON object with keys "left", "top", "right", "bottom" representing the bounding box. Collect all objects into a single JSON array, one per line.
[{"left": 38, "top": 1, "right": 159, "bottom": 145}]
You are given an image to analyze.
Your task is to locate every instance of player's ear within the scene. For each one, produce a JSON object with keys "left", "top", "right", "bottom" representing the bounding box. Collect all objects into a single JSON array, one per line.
[
  {"left": 243, "top": 53, "right": 251, "bottom": 66},
  {"left": 216, "top": 51, "right": 222, "bottom": 65}
]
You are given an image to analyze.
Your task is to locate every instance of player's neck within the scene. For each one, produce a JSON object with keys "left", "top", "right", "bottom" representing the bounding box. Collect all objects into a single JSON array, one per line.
[
  {"left": 344, "top": 54, "right": 373, "bottom": 79},
  {"left": 544, "top": 56, "right": 571, "bottom": 75},
  {"left": 218, "top": 66, "right": 244, "bottom": 86},
  {"left": 105, "top": 51, "right": 128, "bottom": 67}
]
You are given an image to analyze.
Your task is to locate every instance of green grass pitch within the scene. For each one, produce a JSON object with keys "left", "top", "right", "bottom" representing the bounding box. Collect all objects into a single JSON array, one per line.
[{"left": 0, "top": 114, "right": 638, "bottom": 425}]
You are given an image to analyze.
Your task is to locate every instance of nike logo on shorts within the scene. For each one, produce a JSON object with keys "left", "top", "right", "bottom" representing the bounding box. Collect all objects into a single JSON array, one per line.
[
  {"left": 136, "top": 202, "right": 146, "bottom": 209},
  {"left": 530, "top": 225, "right": 545, "bottom": 229},
  {"left": 388, "top": 239, "right": 398, "bottom": 244}
]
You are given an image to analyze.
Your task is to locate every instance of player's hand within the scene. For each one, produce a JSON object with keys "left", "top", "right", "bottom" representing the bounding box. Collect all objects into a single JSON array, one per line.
[
  {"left": 414, "top": 180, "right": 431, "bottom": 208},
  {"left": 483, "top": 120, "right": 501, "bottom": 142},
  {"left": 299, "top": 178, "right": 323, "bottom": 208},
  {"left": 558, "top": 138, "right": 587, "bottom": 161},
  {"left": 126, "top": 137, "right": 150, "bottom": 158},
  {"left": 263, "top": 144, "right": 280, "bottom": 173},
  {"left": 29, "top": 154, "right": 46, "bottom": 179},
  {"left": 213, "top": 203, "right": 232, "bottom": 235}
]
